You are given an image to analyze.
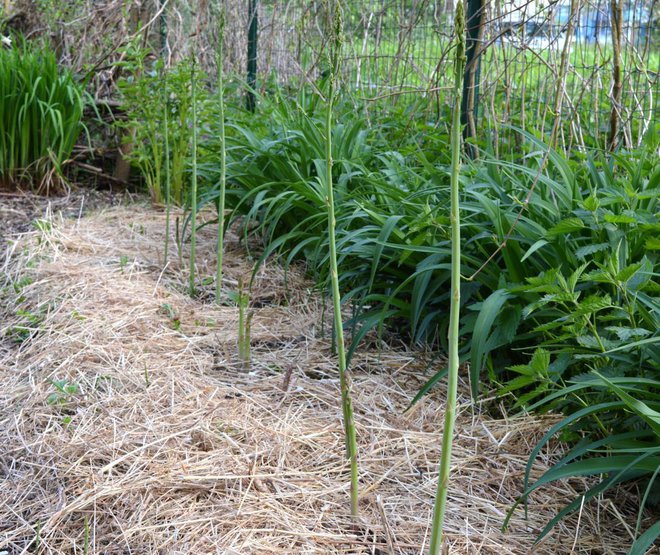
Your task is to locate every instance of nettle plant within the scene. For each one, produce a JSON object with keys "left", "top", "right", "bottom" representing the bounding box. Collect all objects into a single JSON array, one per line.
[{"left": 467, "top": 144, "right": 660, "bottom": 550}]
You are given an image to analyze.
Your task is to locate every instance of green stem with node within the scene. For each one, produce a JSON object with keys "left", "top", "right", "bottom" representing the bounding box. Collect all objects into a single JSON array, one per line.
[
  {"left": 163, "top": 71, "right": 171, "bottom": 266},
  {"left": 215, "top": 7, "right": 227, "bottom": 303},
  {"left": 324, "top": 0, "right": 359, "bottom": 519},
  {"left": 428, "top": 3, "right": 466, "bottom": 553},
  {"left": 189, "top": 54, "right": 198, "bottom": 297}
]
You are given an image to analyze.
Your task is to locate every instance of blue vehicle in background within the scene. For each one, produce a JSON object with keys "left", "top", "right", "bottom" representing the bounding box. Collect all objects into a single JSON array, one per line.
[{"left": 497, "top": 0, "right": 656, "bottom": 50}]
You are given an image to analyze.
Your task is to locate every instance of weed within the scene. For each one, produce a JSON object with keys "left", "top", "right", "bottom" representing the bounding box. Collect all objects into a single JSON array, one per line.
[
  {"left": 47, "top": 379, "right": 79, "bottom": 406},
  {"left": 160, "top": 303, "right": 181, "bottom": 330}
]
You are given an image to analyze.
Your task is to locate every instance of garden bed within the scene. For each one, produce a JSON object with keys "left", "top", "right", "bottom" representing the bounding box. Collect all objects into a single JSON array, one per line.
[{"left": 0, "top": 204, "right": 645, "bottom": 554}]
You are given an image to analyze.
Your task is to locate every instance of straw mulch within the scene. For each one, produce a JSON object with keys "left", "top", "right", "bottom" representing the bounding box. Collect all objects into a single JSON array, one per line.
[{"left": 0, "top": 207, "right": 646, "bottom": 554}]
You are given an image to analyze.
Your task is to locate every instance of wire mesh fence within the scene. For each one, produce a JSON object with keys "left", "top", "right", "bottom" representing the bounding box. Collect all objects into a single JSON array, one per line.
[
  {"left": 207, "top": 0, "right": 658, "bottom": 152},
  {"left": 3, "top": 0, "right": 657, "bottom": 151}
]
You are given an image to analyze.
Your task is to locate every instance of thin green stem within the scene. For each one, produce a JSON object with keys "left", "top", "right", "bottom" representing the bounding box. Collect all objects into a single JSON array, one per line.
[
  {"left": 189, "top": 54, "right": 198, "bottom": 297},
  {"left": 428, "top": 3, "right": 466, "bottom": 554},
  {"left": 324, "top": 0, "right": 359, "bottom": 519},
  {"left": 216, "top": 8, "right": 227, "bottom": 303},
  {"left": 83, "top": 515, "right": 89, "bottom": 555},
  {"left": 238, "top": 278, "right": 246, "bottom": 364},
  {"left": 163, "top": 75, "right": 171, "bottom": 265}
]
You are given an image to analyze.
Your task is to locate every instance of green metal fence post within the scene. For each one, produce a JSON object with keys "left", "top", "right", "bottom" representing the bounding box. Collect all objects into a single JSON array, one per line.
[
  {"left": 460, "top": 0, "right": 485, "bottom": 157},
  {"left": 247, "top": 0, "right": 258, "bottom": 112},
  {"left": 158, "top": 0, "right": 167, "bottom": 57}
]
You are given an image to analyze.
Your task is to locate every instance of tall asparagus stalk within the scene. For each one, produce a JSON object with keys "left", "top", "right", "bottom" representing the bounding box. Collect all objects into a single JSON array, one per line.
[
  {"left": 428, "top": 3, "right": 466, "bottom": 553},
  {"left": 215, "top": 7, "right": 227, "bottom": 303},
  {"left": 324, "top": 0, "right": 359, "bottom": 518},
  {"left": 189, "top": 54, "right": 198, "bottom": 297},
  {"left": 163, "top": 73, "right": 172, "bottom": 265}
]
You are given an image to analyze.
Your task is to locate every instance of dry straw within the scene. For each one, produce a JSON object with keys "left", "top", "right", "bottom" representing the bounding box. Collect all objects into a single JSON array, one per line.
[{"left": 0, "top": 206, "right": 647, "bottom": 554}]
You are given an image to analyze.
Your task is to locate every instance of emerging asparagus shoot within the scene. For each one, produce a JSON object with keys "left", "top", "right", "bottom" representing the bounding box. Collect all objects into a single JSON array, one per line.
[{"left": 237, "top": 277, "right": 252, "bottom": 370}]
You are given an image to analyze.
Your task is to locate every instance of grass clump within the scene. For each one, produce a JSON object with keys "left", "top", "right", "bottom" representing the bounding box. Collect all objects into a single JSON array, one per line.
[{"left": 0, "top": 42, "right": 83, "bottom": 191}]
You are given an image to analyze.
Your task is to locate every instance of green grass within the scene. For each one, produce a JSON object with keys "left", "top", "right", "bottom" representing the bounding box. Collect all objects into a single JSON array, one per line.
[{"left": 0, "top": 42, "right": 83, "bottom": 189}]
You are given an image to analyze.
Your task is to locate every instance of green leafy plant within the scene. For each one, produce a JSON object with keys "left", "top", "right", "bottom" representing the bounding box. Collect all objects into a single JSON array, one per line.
[
  {"left": 0, "top": 42, "right": 83, "bottom": 190},
  {"left": 465, "top": 140, "right": 658, "bottom": 393},
  {"left": 160, "top": 303, "right": 181, "bottom": 330},
  {"left": 47, "top": 379, "right": 79, "bottom": 406},
  {"left": 458, "top": 140, "right": 659, "bottom": 550},
  {"left": 5, "top": 308, "right": 43, "bottom": 343},
  {"left": 503, "top": 372, "right": 660, "bottom": 552}
]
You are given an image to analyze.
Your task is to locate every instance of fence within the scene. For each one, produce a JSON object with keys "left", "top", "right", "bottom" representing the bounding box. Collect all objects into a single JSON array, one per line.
[
  {"left": 3, "top": 0, "right": 658, "bottom": 151},
  {"left": 233, "top": 0, "right": 658, "bottom": 152}
]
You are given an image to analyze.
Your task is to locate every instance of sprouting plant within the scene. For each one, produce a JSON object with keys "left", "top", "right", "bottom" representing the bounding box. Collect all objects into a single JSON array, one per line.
[
  {"left": 33, "top": 218, "right": 53, "bottom": 246},
  {"left": 234, "top": 278, "right": 252, "bottom": 369},
  {"left": 5, "top": 308, "right": 43, "bottom": 342},
  {"left": 35, "top": 520, "right": 41, "bottom": 549},
  {"left": 83, "top": 515, "right": 90, "bottom": 555},
  {"left": 175, "top": 216, "right": 184, "bottom": 268},
  {"left": 32, "top": 219, "right": 52, "bottom": 233},
  {"left": 11, "top": 276, "right": 33, "bottom": 295},
  {"left": 117, "top": 49, "right": 198, "bottom": 207},
  {"left": 160, "top": 303, "right": 181, "bottom": 330},
  {"left": 71, "top": 309, "right": 86, "bottom": 321},
  {"left": 115, "top": 45, "right": 165, "bottom": 204},
  {"left": 47, "top": 379, "right": 79, "bottom": 406},
  {"left": 119, "top": 255, "right": 129, "bottom": 269},
  {"left": 323, "top": 0, "right": 359, "bottom": 519},
  {"left": 428, "top": 2, "right": 466, "bottom": 553},
  {"left": 215, "top": 6, "right": 227, "bottom": 303}
]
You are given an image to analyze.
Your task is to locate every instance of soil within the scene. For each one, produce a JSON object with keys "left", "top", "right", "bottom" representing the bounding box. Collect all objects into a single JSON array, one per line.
[{"left": 0, "top": 188, "right": 138, "bottom": 257}]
